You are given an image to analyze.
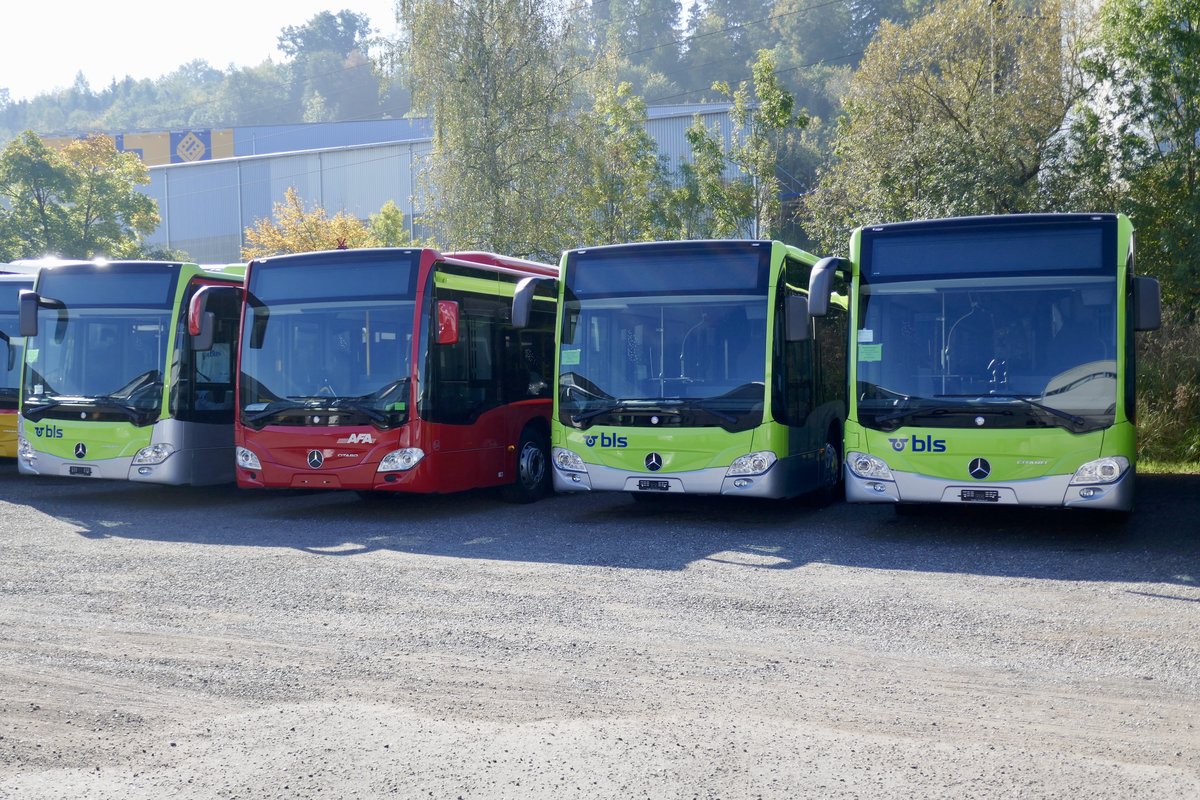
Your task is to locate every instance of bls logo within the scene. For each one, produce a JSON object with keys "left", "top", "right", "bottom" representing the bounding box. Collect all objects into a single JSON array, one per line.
[
  {"left": 34, "top": 425, "right": 64, "bottom": 439},
  {"left": 337, "top": 433, "right": 376, "bottom": 445},
  {"left": 888, "top": 435, "right": 947, "bottom": 453},
  {"left": 583, "top": 433, "right": 628, "bottom": 448}
]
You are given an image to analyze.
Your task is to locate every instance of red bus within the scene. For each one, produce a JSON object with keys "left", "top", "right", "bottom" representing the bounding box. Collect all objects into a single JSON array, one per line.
[{"left": 190, "top": 248, "right": 558, "bottom": 502}]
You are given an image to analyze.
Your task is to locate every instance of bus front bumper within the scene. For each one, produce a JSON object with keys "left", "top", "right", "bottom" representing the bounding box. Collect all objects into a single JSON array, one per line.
[
  {"left": 553, "top": 457, "right": 801, "bottom": 499},
  {"left": 845, "top": 465, "right": 1135, "bottom": 511}
]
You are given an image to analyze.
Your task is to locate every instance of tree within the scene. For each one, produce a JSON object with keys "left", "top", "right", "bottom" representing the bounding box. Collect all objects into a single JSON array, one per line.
[
  {"left": 803, "top": 0, "right": 1092, "bottom": 253},
  {"left": 575, "top": 72, "right": 672, "bottom": 245},
  {"left": 683, "top": 50, "right": 807, "bottom": 239},
  {"left": 368, "top": 200, "right": 414, "bottom": 247},
  {"left": 241, "top": 187, "right": 373, "bottom": 258},
  {"left": 1085, "top": 0, "right": 1200, "bottom": 309},
  {"left": 399, "top": 0, "right": 581, "bottom": 259},
  {"left": 0, "top": 131, "right": 157, "bottom": 260}
]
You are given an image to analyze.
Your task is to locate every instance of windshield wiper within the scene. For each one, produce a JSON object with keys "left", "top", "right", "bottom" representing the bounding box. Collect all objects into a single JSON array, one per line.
[
  {"left": 571, "top": 398, "right": 671, "bottom": 426},
  {"left": 23, "top": 396, "right": 155, "bottom": 425},
  {"left": 242, "top": 399, "right": 320, "bottom": 426},
  {"left": 986, "top": 394, "right": 1087, "bottom": 428},
  {"left": 872, "top": 403, "right": 1014, "bottom": 429}
]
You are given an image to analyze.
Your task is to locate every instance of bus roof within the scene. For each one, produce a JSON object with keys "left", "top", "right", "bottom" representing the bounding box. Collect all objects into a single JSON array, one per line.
[
  {"left": 855, "top": 212, "right": 1123, "bottom": 235},
  {"left": 566, "top": 238, "right": 817, "bottom": 261},
  {"left": 248, "top": 247, "right": 558, "bottom": 280}
]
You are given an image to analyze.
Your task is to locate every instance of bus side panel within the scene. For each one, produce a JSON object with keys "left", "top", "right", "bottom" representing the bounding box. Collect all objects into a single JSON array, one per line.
[{"left": 0, "top": 411, "right": 18, "bottom": 458}]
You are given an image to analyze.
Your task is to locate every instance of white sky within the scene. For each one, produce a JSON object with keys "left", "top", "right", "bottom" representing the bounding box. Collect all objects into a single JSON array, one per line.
[{"left": 0, "top": 1, "right": 401, "bottom": 103}]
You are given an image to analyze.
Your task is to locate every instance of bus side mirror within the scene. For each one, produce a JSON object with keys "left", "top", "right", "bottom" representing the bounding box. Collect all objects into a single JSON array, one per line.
[
  {"left": 19, "top": 290, "right": 40, "bottom": 337},
  {"left": 512, "top": 277, "right": 555, "bottom": 329},
  {"left": 19, "top": 290, "right": 67, "bottom": 341},
  {"left": 189, "top": 285, "right": 215, "bottom": 351},
  {"left": 193, "top": 312, "right": 217, "bottom": 352},
  {"left": 807, "top": 257, "right": 845, "bottom": 318},
  {"left": 437, "top": 300, "right": 460, "bottom": 345},
  {"left": 785, "top": 294, "right": 811, "bottom": 342},
  {"left": 1132, "top": 276, "right": 1161, "bottom": 332}
]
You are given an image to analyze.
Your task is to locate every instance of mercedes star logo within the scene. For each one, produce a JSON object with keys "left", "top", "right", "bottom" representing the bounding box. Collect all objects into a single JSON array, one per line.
[
  {"left": 74, "top": 443, "right": 87, "bottom": 459},
  {"left": 645, "top": 452, "right": 663, "bottom": 472},
  {"left": 307, "top": 450, "right": 325, "bottom": 469},
  {"left": 968, "top": 457, "right": 991, "bottom": 480}
]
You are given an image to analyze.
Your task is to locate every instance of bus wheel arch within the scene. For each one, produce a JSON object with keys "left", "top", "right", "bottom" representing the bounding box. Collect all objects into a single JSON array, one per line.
[{"left": 503, "top": 423, "right": 551, "bottom": 503}]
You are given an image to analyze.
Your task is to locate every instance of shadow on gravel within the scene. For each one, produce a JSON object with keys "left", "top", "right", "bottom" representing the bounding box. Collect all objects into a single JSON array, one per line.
[{"left": 2, "top": 463, "right": 1197, "bottom": 587}]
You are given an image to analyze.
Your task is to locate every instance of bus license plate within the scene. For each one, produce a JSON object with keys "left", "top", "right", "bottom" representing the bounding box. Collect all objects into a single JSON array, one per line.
[
  {"left": 638, "top": 480, "right": 670, "bottom": 492},
  {"left": 959, "top": 489, "right": 999, "bottom": 502},
  {"left": 69, "top": 466, "right": 93, "bottom": 477}
]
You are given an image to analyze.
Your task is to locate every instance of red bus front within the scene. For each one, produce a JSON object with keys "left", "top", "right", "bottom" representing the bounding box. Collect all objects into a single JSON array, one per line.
[{"left": 233, "top": 248, "right": 555, "bottom": 498}]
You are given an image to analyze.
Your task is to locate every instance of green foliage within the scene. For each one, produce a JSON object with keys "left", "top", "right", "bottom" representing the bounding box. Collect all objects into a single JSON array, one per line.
[
  {"left": 803, "top": 0, "right": 1090, "bottom": 252},
  {"left": 368, "top": 200, "right": 413, "bottom": 247},
  {"left": 1086, "top": 0, "right": 1200, "bottom": 311},
  {"left": 1136, "top": 312, "right": 1200, "bottom": 462},
  {"left": 684, "top": 50, "right": 806, "bottom": 239},
  {"left": 575, "top": 73, "right": 673, "bottom": 245},
  {"left": 0, "top": 131, "right": 157, "bottom": 260},
  {"left": 400, "top": 0, "right": 581, "bottom": 260}
]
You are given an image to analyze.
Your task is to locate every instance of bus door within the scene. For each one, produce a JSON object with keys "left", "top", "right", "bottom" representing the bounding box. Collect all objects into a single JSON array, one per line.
[{"left": 421, "top": 271, "right": 508, "bottom": 491}]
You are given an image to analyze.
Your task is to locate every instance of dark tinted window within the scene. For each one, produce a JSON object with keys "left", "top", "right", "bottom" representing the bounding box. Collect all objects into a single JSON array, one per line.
[
  {"left": 38, "top": 267, "right": 176, "bottom": 307},
  {"left": 251, "top": 254, "right": 418, "bottom": 302},
  {"left": 863, "top": 218, "right": 1114, "bottom": 282},
  {"left": 568, "top": 242, "right": 770, "bottom": 298}
]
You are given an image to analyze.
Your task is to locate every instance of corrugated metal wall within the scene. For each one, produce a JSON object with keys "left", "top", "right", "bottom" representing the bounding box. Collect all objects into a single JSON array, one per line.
[{"left": 144, "top": 106, "right": 741, "bottom": 263}]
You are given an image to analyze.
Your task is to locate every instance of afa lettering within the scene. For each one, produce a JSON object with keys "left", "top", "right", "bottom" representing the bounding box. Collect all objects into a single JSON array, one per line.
[{"left": 584, "top": 433, "right": 628, "bottom": 448}]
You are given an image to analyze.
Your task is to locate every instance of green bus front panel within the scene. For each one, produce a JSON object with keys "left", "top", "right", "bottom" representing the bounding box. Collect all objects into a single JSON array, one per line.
[
  {"left": 843, "top": 419, "right": 1135, "bottom": 510},
  {"left": 551, "top": 421, "right": 833, "bottom": 499},
  {"left": 18, "top": 416, "right": 235, "bottom": 485}
]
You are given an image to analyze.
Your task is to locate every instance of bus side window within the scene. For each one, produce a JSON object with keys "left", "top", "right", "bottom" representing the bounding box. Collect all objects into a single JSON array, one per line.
[{"left": 773, "top": 257, "right": 815, "bottom": 426}]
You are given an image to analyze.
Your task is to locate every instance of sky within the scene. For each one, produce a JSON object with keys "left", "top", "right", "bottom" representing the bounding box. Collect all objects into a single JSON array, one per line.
[{"left": 0, "top": 1, "right": 401, "bottom": 103}]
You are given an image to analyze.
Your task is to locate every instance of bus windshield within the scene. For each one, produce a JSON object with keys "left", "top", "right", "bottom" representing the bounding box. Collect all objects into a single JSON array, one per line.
[
  {"left": 239, "top": 254, "right": 418, "bottom": 429},
  {"left": 22, "top": 267, "right": 177, "bottom": 426},
  {"left": 856, "top": 275, "right": 1118, "bottom": 432},
  {"left": 560, "top": 243, "right": 771, "bottom": 432}
]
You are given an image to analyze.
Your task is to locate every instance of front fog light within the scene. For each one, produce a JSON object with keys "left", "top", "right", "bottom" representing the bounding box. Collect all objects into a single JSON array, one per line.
[
  {"left": 552, "top": 447, "right": 587, "bottom": 473},
  {"left": 378, "top": 448, "right": 424, "bottom": 472},
  {"left": 236, "top": 446, "right": 262, "bottom": 471},
  {"left": 727, "top": 451, "right": 777, "bottom": 476},
  {"left": 848, "top": 451, "right": 894, "bottom": 481},
  {"left": 18, "top": 437, "right": 35, "bottom": 461},
  {"left": 1070, "top": 456, "right": 1129, "bottom": 485},
  {"left": 132, "top": 443, "right": 175, "bottom": 465}
]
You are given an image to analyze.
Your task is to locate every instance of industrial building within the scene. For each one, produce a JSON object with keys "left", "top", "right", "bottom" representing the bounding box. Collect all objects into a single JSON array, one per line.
[{"left": 107, "top": 105, "right": 741, "bottom": 263}]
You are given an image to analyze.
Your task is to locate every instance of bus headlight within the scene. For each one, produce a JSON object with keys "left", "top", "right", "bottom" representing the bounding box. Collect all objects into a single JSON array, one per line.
[
  {"left": 552, "top": 447, "right": 587, "bottom": 473},
  {"left": 848, "top": 451, "right": 894, "bottom": 481},
  {"left": 378, "top": 448, "right": 424, "bottom": 472},
  {"left": 1070, "top": 456, "right": 1128, "bottom": 485},
  {"left": 236, "top": 447, "right": 262, "bottom": 471},
  {"left": 17, "top": 437, "right": 35, "bottom": 462},
  {"left": 726, "top": 451, "right": 777, "bottom": 476},
  {"left": 132, "top": 443, "right": 175, "bottom": 465}
]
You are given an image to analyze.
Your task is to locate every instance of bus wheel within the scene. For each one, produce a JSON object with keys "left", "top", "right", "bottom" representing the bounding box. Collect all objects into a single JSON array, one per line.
[
  {"left": 808, "top": 433, "right": 844, "bottom": 507},
  {"left": 502, "top": 427, "right": 550, "bottom": 504}
]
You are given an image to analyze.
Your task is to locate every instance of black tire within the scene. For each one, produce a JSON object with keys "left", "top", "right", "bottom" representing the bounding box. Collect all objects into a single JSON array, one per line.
[
  {"left": 814, "top": 434, "right": 845, "bottom": 506},
  {"left": 501, "top": 426, "right": 550, "bottom": 504}
]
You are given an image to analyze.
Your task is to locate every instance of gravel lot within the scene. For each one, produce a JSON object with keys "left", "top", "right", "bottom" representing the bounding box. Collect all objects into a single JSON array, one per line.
[{"left": 1, "top": 465, "right": 1197, "bottom": 799}]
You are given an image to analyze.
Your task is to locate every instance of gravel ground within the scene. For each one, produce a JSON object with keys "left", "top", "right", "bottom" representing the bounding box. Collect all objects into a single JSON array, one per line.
[{"left": 0, "top": 465, "right": 1197, "bottom": 799}]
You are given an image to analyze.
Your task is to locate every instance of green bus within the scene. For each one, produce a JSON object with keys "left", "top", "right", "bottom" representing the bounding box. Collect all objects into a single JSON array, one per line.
[
  {"left": 806, "top": 213, "right": 1161, "bottom": 513},
  {"left": 18, "top": 260, "right": 245, "bottom": 485},
  {"left": 512, "top": 240, "right": 847, "bottom": 500}
]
